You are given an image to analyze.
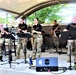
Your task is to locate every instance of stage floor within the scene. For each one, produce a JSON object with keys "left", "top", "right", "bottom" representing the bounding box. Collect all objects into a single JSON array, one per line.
[{"left": 0, "top": 48, "right": 76, "bottom": 75}]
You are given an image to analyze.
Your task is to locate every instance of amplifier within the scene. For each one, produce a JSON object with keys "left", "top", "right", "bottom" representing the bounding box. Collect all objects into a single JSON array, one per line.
[{"left": 36, "top": 57, "right": 58, "bottom": 72}]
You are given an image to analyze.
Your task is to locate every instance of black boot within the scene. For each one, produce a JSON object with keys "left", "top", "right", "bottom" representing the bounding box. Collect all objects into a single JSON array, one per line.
[{"left": 0, "top": 56, "right": 3, "bottom": 61}]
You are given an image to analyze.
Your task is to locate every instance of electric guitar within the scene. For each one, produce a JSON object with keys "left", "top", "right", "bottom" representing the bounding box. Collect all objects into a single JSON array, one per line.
[{"left": 50, "top": 25, "right": 60, "bottom": 36}]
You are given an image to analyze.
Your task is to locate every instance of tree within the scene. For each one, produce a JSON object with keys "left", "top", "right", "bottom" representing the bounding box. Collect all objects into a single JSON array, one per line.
[
  {"left": 0, "top": 11, "right": 16, "bottom": 27},
  {"left": 27, "top": 4, "right": 66, "bottom": 24}
]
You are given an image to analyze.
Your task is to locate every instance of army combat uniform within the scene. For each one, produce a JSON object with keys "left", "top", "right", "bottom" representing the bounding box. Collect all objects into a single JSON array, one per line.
[
  {"left": 16, "top": 22, "right": 28, "bottom": 59},
  {"left": 32, "top": 24, "right": 43, "bottom": 59}
]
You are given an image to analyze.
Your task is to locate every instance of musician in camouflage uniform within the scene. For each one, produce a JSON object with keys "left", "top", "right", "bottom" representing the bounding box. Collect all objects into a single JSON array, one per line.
[
  {"left": 16, "top": 19, "right": 28, "bottom": 59},
  {"left": 32, "top": 18, "right": 43, "bottom": 59},
  {"left": 51, "top": 20, "right": 61, "bottom": 52},
  {"left": 0, "top": 24, "right": 10, "bottom": 61},
  {"left": 66, "top": 17, "right": 76, "bottom": 62}
]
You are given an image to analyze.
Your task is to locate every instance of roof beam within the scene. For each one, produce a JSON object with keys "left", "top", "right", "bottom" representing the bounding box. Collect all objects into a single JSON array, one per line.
[
  {"left": 0, "top": 8, "right": 20, "bottom": 15},
  {"left": 55, "top": 0, "right": 61, "bottom": 4}
]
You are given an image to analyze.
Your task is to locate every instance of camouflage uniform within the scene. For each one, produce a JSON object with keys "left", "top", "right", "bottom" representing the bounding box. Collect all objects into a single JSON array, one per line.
[
  {"left": 16, "top": 38, "right": 28, "bottom": 58},
  {"left": 32, "top": 24, "right": 43, "bottom": 59},
  {"left": 16, "top": 22, "right": 28, "bottom": 59},
  {"left": 52, "top": 24, "right": 61, "bottom": 51},
  {"left": 0, "top": 32, "right": 11, "bottom": 61}
]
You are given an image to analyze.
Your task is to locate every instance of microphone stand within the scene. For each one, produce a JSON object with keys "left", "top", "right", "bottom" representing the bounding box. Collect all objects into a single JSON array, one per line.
[
  {"left": 8, "top": 27, "right": 13, "bottom": 68},
  {"left": 68, "top": 45, "right": 72, "bottom": 70}
]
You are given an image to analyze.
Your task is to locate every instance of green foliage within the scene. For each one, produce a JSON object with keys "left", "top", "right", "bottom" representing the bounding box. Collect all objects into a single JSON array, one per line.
[
  {"left": 27, "top": 4, "right": 66, "bottom": 24},
  {"left": 0, "top": 13, "right": 15, "bottom": 27},
  {"left": 0, "top": 17, "right": 8, "bottom": 24}
]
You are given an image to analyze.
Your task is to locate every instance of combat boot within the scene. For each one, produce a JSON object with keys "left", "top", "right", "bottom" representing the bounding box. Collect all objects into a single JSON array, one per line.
[
  {"left": 16, "top": 53, "right": 20, "bottom": 59},
  {"left": 0, "top": 56, "right": 3, "bottom": 61},
  {"left": 36, "top": 53, "right": 41, "bottom": 58}
]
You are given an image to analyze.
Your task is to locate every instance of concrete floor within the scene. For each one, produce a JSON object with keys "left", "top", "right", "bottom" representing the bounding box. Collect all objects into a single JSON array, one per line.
[{"left": 0, "top": 48, "right": 76, "bottom": 75}]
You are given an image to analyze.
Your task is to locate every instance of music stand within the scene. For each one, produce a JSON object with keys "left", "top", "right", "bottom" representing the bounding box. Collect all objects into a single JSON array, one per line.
[
  {"left": 17, "top": 32, "right": 32, "bottom": 64},
  {"left": 59, "top": 31, "right": 70, "bottom": 54}
]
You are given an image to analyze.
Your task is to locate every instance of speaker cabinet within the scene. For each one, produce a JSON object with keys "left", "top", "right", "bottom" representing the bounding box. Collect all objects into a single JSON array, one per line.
[{"left": 36, "top": 57, "right": 58, "bottom": 72}]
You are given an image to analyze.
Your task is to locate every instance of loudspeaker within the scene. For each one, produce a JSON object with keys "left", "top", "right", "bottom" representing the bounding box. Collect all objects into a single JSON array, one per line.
[{"left": 36, "top": 57, "right": 58, "bottom": 72}]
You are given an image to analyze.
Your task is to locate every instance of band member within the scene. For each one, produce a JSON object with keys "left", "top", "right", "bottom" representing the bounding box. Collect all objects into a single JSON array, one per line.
[
  {"left": 0, "top": 24, "right": 10, "bottom": 61},
  {"left": 66, "top": 17, "right": 76, "bottom": 62},
  {"left": 16, "top": 18, "right": 28, "bottom": 59},
  {"left": 32, "top": 18, "right": 43, "bottom": 59},
  {"left": 50, "top": 20, "right": 61, "bottom": 52}
]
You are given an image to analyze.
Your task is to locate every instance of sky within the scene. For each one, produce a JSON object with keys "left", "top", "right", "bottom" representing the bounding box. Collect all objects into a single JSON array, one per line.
[{"left": 57, "top": 4, "right": 76, "bottom": 23}]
